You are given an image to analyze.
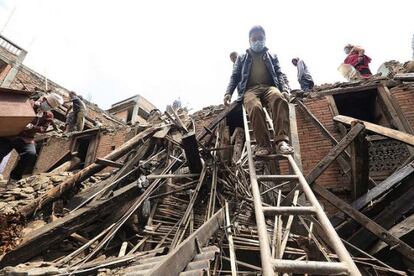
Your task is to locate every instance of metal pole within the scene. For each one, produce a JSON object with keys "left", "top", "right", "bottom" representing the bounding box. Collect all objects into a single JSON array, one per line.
[{"left": 287, "top": 155, "right": 361, "bottom": 276}]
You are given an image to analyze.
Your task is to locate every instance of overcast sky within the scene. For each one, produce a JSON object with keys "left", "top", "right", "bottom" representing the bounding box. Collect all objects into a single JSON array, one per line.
[{"left": 0, "top": 0, "right": 413, "bottom": 112}]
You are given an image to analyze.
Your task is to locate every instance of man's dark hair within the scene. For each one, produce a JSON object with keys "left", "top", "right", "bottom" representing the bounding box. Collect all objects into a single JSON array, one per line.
[{"left": 249, "top": 25, "right": 266, "bottom": 38}]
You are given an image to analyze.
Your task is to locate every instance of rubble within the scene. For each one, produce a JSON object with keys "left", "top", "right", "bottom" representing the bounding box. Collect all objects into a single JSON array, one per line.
[{"left": 1, "top": 32, "right": 414, "bottom": 274}]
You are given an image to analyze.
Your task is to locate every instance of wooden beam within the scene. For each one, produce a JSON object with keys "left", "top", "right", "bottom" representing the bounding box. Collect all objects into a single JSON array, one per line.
[
  {"left": 197, "top": 101, "right": 240, "bottom": 141},
  {"left": 310, "top": 80, "right": 398, "bottom": 98},
  {"left": 289, "top": 103, "right": 303, "bottom": 170},
  {"left": 0, "top": 183, "right": 140, "bottom": 267},
  {"left": 306, "top": 123, "right": 365, "bottom": 184},
  {"left": 334, "top": 115, "right": 414, "bottom": 147},
  {"left": 282, "top": 123, "right": 365, "bottom": 205},
  {"left": 181, "top": 132, "right": 202, "bottom": 173},
  {"left": 347, "top": 173, "right": 414, "bottom": 250},
  {"left": 377, "top": 84, "right": 414, "bottom": 155},
  {"left": 148, "top": 208, "right": 225, "bottom": 276},
  {"left": 350, "top": 128, "right": 369, "bottom": 200},
  {"left": 312, "top": 183, "right": 414, "bottom": 263},
  {"left": 96, "top": 158, "right": 123, "bottom": 168},
  {"left": 18, "top": 125, "right": 162, "bottom": 218},
  {"left": 370, "top": 213, "right": 414, "bottom": 254},
  {"left": 394, "top": 73, "right": 414, "bottom": 81},
  {"left": 332, "top": 161, "right": 414, "bottom": 227}
]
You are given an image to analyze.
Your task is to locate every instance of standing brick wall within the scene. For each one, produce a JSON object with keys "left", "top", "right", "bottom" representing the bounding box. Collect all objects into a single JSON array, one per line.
[
  {"left": 296, "top": 97, "right": 350, "bottom": 214},
  {"left": 390, "top": 85, "right": 414, "bottom": 129},
  {"left": 34, "top": 137, "right": 72, "bottom": 173}
]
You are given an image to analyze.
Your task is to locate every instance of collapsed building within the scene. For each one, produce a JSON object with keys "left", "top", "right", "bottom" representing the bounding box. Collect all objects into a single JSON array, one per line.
[{"left": 1, "top": 34, "right": 414, "bottom": 275}]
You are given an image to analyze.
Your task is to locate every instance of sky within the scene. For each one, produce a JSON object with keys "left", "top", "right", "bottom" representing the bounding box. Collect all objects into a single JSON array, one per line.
[{"left": 0, "top": 0, "right": 413, "bottom": 112}]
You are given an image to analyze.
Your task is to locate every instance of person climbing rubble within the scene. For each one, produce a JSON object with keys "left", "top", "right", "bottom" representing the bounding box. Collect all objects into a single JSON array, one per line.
[
  {"left": 343, "top": 44, "right": 372, "bottom": 78},
  {"left": 65, "top": 91, "right": 87, "bottom": 132},
  {"left": 291, "top": 57, "right": 314, "bottom": 91},
  {"left": 0, "top": 93, "right": 63, "bottom": 185},
  {"left": 223, "top": 25, "right": 293, "bottom": 157}
]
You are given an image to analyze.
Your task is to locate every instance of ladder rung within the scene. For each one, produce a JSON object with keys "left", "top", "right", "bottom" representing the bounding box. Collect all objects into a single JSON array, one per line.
[
  {"left": 257, "top": 175, "right": 298, "bottom": 181},
  {"left": 262, "top": 206, "right": 316, "bottom": 215},
  {"left": 271, "top": 259, "right": 349, "bottom": 275}
]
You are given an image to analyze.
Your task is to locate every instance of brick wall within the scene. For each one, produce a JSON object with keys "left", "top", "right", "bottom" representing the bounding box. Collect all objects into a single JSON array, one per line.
[
  {"left": 112, "top": 110, "right": 128, "bottom": 123},
  {"left": 296, "top": 97, "right": 350, "bottom": 214},
  {"left": 390, "top": 85, "right": 414, "bottom": 128},
  {"left": 34, "top": 136, "right": 72, "bottom": 173},
  {"left": 95, "top": 128, "right": 133, "bottom": 173}
]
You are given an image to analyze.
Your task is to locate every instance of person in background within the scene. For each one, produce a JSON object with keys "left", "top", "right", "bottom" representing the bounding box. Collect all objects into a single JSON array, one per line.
[
  {"left": 344, "top": 44, "right": 372, "bottom": 78},
  {"left": 224, "top": 25, "right": 293, "bottom": 156},
  {"left": 230, "top": 51, "right": 238, "bottom": 64},
  {"left": 66, "top": 91, "right": 86, "bottom": 132},
  {"left": 0, "top": 93, "right": 63, "bottom": 185},
  {"left": 291, "top": 57, "right": 314, "bottom": 91}
]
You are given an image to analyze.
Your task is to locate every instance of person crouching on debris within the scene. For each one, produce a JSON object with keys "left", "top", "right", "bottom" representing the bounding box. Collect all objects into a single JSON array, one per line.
[
  {"left": 0, "top": 93, "right": 63, "bottom": 185},
  {"left": 292, "top": 57, "right": 314, "bottom": 91},
  {"left": 65, "top": 91, "right": 86, "bottom": 132},
  {"left": 223, "top": 25, "right": 294, "bottom": 157},
  {"left": 343, "top": 44, "right": 372, "bottom": 78}
]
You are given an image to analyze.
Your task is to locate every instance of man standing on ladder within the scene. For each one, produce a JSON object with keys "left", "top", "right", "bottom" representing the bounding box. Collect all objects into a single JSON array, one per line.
[{"left": 223, "top": 25, "right": 293, "bottom": 157}]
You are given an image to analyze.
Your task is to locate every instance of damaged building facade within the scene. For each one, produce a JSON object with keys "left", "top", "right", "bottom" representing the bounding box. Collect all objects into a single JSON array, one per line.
[
  {"left": 0, "top": 34, "right": 158, "bottom": 181},
  {"left": 1, "top": 33, "right": 414, "bottom": 276}
]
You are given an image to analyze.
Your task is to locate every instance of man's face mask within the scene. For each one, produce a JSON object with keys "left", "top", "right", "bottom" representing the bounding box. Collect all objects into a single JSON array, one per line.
[{"left": 250, "top": 33, "right": 266, "bottom": 53}]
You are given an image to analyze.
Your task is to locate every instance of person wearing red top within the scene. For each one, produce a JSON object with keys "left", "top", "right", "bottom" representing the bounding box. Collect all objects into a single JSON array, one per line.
[
  {"left": 344, "top": 44, "right": 372, "bottom": 78},
  {"left": 0, "top": 93, "right": 63, "bottom": 184}
]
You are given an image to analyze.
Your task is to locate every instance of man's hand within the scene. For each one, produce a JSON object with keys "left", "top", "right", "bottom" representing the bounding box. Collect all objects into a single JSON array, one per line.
[{"left": 223, "top": 94, "right": 231, "bottom": 106}]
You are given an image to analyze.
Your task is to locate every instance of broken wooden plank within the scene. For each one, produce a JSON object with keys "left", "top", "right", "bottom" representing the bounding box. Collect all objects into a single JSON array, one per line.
[
  {"left": 289, "top": 103, "right": 303, "bottom": 170},
  {"left": 0, "top": 182, "right": 140, "bottom": 267},
  {"left": 350, "top": 128, "right": 369, "bottom": 200},
  {"left": 394, "top": 73, "right": 414, "bottom": 81},
  {"left": 312, "top": 183, "right": 414, "bottom": 263},
  {"left": 348, "top": 173, "right": 414, "bottom": 250},
  {"left": 148, "top": 208, "right": 225, "bottom": 276},
  {"left": 334, "top": 115, "right": 414, "bottom": 147},
  {"left": 182, "top": 131, "right": 202, "bottom": 173},
  {"left": 197, "top": 101, "right": 240, "bottom": 141},
  {"left": 18, "top": 125, "right": 163, "bottom": 218},
  {"left": 332, "top": 161, "right": 414, "bottom": 227},
  {"left": 231, "top": 127, "right": 245, "bottom": 164},
  {"left": 96, "top": 158, "right": 123, "bottom": 168},
  {"left": 370, "top": 213, "right": 414, "bottom": 254}
]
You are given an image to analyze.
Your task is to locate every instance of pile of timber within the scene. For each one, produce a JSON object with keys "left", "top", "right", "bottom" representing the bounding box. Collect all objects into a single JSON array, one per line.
[{"left": 0, "top": 99, "right": 413, "bottom": 275}]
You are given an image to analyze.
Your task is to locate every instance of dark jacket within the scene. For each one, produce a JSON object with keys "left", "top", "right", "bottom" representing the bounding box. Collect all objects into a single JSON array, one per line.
[{"left": 225, "top": 48, "right": 288, "bottom": 101}]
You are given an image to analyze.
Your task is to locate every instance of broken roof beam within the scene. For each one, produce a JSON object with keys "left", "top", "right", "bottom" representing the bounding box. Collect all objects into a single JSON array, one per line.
[
  {"left": 197, "top": 101, "right": 240, "bottom": 141},
  {"left": 334, "top": 115, "right": 414, "bottom": 147},
  {"left": 148, "top": 208, "right": 225, "bottom": 276},
  {"left": 18, "top": 125, "right": 164, "bottom": 218},
  {"left": 0, "top": 182, "right": 140, "bottom": 267},
  {"left": 332, "top": 161, "right": 414, "bottom": 227},
  {"left": 347, "top": 172, "right": 414, "bottom": 250},
  {"left": 312, "top": 183, "right": 414, "bottom": 263},
  {"left": 311, "top": 80, "right": 398, "bottom": 98},
  {"left": 95, "top": 158, "right": 123, "bottom": 168}
]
